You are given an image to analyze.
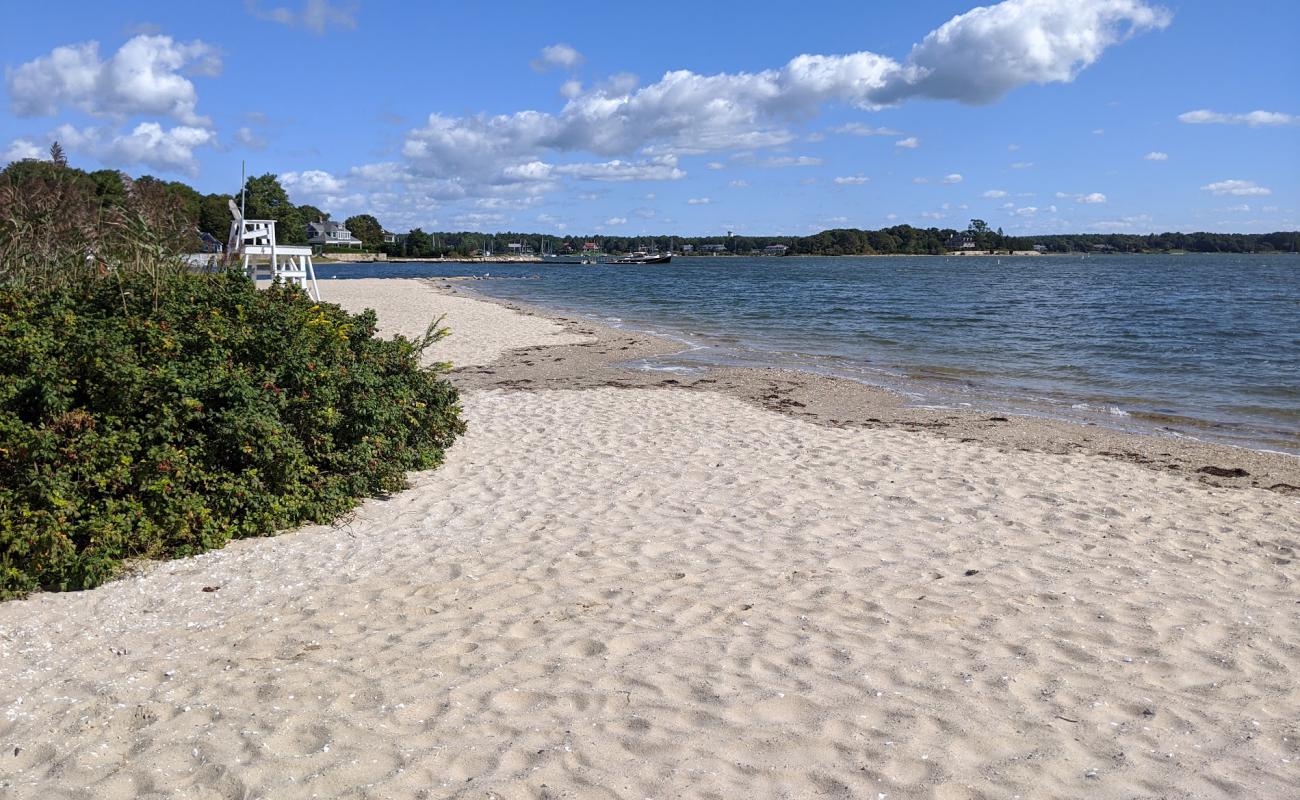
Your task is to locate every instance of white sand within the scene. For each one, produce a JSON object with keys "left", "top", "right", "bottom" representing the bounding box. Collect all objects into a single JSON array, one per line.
[
  {"left": 2, "top": 280, "right": 1297, "bottom": 799},
  {"left": 321, "top": 278, "right": 592, "bottom": 368}
]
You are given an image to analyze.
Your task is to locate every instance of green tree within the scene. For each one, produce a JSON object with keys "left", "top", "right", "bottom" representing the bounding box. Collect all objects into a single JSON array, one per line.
[
  {"left": 297, "top": 204, "right": 328, "bottom": 224},
  {"left": 49, "top": 141, "right": 67, "bottom": 168},
  {"left": 198, "top": 193, "right": 233, "bottom": 241},
  {"left": 88, "top": 170, "right": 127, "bottom": 208},
  {"left": 344, "top": 214, "right": 384, "bottom": 248},
  {"left": 405, "top": 228, "right": 433, "bottom": 257}
]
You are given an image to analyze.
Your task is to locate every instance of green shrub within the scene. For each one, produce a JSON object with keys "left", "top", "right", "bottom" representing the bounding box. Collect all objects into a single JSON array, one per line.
[{"left": 0, "top": 271, "right": 465, "bottom": 598}]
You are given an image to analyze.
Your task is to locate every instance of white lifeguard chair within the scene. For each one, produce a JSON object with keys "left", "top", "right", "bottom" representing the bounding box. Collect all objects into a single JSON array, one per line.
[{"left": 228, "top": 199, "right": 320, "bottom": 300}]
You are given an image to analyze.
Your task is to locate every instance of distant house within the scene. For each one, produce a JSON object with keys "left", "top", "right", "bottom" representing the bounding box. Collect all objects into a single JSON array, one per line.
[
  {"left": 947, "top": 233, "right": 976, "bottom": 250},
  {"left": 1091, "top": 243, "right": 1115, "bottom": 252},
  {"left": 306, "top": 220, "right": 363, "bottom": 248},
  {"left": 700, "top": 243, "right": 727, "bottom": 253},
  {"left": 680, "top": 244, "right": 694, "bottom": 253},
  {"left": 1032, "top": 244, "right": 1047, "bottom": 253},
  {"left": 762, "top": 244, "right": 789, "bottom": 256},
  {"left": 582, "top": 241, "right": 599, "bottom": 251},
  {"left": 196, "top": 230, "right": 223, "bottom": 254},
  {"left": 382, "top": 230, "right": 403, "bottom": 244}
]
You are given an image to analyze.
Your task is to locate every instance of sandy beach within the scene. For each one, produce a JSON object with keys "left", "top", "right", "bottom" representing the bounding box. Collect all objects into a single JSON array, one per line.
[{"left": 2, "top": 278, "right": 1297, "bottom": 800}]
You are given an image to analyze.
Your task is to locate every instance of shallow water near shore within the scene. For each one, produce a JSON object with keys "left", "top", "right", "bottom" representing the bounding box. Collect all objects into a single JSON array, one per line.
[{"left": 330, "top": 254, "right": 1300, "bottom": 453}]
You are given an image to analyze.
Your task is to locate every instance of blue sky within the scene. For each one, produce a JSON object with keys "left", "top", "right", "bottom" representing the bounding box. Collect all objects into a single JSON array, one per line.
[{"left": 2, "top": 0, "right": 1297, "bottom": 236}]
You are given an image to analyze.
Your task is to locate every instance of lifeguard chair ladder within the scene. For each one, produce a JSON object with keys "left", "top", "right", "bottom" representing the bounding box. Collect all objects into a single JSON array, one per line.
[{"left": 228, "top": 200, "right": 320, "bottom": 300}]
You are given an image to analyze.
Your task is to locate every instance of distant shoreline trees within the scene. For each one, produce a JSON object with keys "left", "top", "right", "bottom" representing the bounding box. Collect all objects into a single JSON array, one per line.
[{"left": 4, "top": 150, "right": 1295, "bottom": 258}]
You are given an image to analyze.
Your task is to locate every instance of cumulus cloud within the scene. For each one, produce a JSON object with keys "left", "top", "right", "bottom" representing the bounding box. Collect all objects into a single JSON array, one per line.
[
  {"left": 391, "top": 0, "right": 1164, "bottom": 188},
  {"left": 705, "top": 161, "right": 725, "bottom": 170},
  {"left": 531, "top": 44, "right": 584, "bottom": 72},
  {"left": 1144, "top": 151, "right": 1168, "bottom": 160},
  {"left": 52, "top": 122, "right": 215, "bottom": 174},
  {"left": 686, "top": 197, "right": 712, "bottom": 205},
  {"left": 256, "top": 0, "right": 1170, "bottom": 226},
  {"left": 604, "top": 216, "right": 627, "bottom": 225},
  {"left": 6, "top": 35, "right": 220, "bottom": 125},
  {"left": 281, "top": 169, "right": 347, "bottom": 196},
  {"left": 729, "top": 179, "right": 749, "bottom": 188},
  {"left": 1178, "top": 109, "right": 1295, "bottom": 127},
  {"left": 1201, "top": 179, "right": 1270, "bottom": 197},
  {"left": 552, "top": 156, "right": 686, "bottom": 182},
  {"left": 3, "top": 139, "right": 46, "bottom": 162},
  {"left": 247, "top": 0, "right": 358, "bottom": 35},
  {"left": 1077, "top": 192, "right": 1107, "bottom": 203},
  {"left": 833, "top": 175, "right": 871, "bottom": 185},
  {"left": 941, "top": 173, "right": 963, "bottom": 184},
  {"left": 876, "top": 0, "right": 1171, "bottom": 105},
  {"left": 982, "top": 189, "right": 1007, "bottom": 198}
]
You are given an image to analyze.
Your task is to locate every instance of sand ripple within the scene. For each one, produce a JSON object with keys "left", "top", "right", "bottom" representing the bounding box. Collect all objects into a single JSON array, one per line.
[{"left": 2, "top": 387, "right": 1297, "bottom": 799}]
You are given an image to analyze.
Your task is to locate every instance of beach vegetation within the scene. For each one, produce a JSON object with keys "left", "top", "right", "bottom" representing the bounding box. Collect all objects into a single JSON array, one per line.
[{"left": 0, "top": 156, "right": 466, "bottom": 600}]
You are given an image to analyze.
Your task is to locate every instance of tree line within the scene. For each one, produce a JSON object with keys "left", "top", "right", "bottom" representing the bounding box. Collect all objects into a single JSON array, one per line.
[{"left": 4, "top": 150, "right": 1295, "bottom": 257}]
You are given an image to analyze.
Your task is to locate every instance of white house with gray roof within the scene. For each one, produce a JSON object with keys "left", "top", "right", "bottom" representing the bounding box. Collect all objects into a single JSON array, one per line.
[{"left": 306, "top": 220, "right": 364, "bottom": 248}]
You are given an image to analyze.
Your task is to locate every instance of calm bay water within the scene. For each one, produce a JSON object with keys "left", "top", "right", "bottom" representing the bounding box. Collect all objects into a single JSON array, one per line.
[{"left": 332, "top": 254, "right": 1300, "bottom": 453}]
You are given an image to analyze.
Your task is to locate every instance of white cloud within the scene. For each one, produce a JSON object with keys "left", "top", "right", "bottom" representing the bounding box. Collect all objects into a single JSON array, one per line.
[
  {"left": 1226, "top": 204, "right": 1250, "bottom": 212},
  {"left": 941, "top": 173, "right": 963, "bottom": 184},
  {"left": 281, "top": 169, "right": 347, "bottom": 195},
  {"left": 728, "top": 179, "right": 749, "bottom": 188},
  {"left": 233, "top": 126, "right": 266, "bottom": 149},
  {"left": 1015, "top": 206, "right": 1038, "bottom": 216},
  {"left": 6, "top": 35, "right": 220, "bottom": 125},
  {"left": 895, "top": 136, "right": 920, "bottom": 149},
  {"left": 51, "top": 121, "right": 215, "bottom": 175},
  {"left": 686, "top": 197, "right": 712, "bottom": 205},
  {"left": 1010, "top": 161, "right": 1034, "bottom": 169},
  {"left": 531, "top": 43, "right": 584, "bottom": 72},
  {"left": 1201, "top": 179, "right": 1270, "bottom": 197},
  {"left": 705, "top": 161, "right": 725, "bottom": 170},
  {"left": 3, "top": 139, "right": 46, "bottom": 162},
  {"left": 875, "top": 0, "right": 1171, "bottom": 105},
  {"left": 764, "top": 156, "right": 822, "bottom": 167},
  {"left": 559, "top": 80, "right": 583, "bottom": 99},
  {"left": 252, "top": 0, "right": 1171, "bottom": 225},
  {"left": 1144, "top": 151, "right": 1168, "bottom": 160},
  {"left": 604, "top": 216, "right": 627, "bottom": 225},
  {"left": 1078, "top": 192, "right": 1107, "bottom": 203},
  {"left": 833, "top": 123, "right": 903, "bottom": 136},
  {"left": 982, "top": 189, "right": 1007, "bottom": 198},
  {"left": 393, "top": 0, "right": 1164, "bottom": 185},
  {"left": 552, "top": 155, "right": 686, "bottom": 182},
  {"left": 833, "top": 175, "right": 871, "bottom": 185},
  {"left": 1178, "top": 109, "right": 1295, "bottom": 127},
  {"left": 1008, "top": 143, "right": 1021, "bottom": 151},
  {"left": 247, "top": 1, "right": 358, "bottom": 35}
]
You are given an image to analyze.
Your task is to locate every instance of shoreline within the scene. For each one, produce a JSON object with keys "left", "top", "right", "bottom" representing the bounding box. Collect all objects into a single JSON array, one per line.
[
  {"left": 432, "top": 277, "right": 1300, "bottom": 494},
  {"left": 3, "top": 277, "right": 1297, "bottom": 799}
]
